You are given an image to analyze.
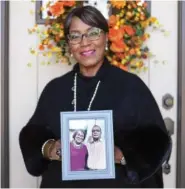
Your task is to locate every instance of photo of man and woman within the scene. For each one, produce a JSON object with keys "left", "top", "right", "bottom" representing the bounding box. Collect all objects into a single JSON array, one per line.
[{"left": 69, "top": 119, "right": 106, "bottom": 172}]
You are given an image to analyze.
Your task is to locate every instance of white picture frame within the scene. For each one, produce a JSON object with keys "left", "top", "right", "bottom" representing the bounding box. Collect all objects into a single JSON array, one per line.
[{"left": 60, "top": 110, "right": 115, "bottom": 181}]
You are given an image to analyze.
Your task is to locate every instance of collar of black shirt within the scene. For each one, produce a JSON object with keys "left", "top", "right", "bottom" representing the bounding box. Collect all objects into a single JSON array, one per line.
[{"left": 72, "top": 57, "right": 112, "bottom": 82}]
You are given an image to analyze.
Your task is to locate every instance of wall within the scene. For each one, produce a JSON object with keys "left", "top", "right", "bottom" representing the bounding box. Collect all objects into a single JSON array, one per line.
[{"left": 9, "top": 1, "right": 177, "bottom": 187}]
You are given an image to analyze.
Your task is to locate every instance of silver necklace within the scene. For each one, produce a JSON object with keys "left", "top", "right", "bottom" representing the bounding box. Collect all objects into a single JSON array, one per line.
[{"left": 73, "top": 73, "right": 101, "bottom": 111}]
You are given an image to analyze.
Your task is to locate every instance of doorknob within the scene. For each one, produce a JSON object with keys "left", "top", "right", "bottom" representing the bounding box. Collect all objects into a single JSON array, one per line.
[
  {"left": 164, "top": 117, "right": 174, "bottom": 136},
  {"left": 162, "top": 94, "right": 174, "bottom": 110},
  {"left": 163, "top": 118, "right": 173, "bottom": 175},
  {"left": 163, "top": 163, "right": 171, "bottom": 175}
]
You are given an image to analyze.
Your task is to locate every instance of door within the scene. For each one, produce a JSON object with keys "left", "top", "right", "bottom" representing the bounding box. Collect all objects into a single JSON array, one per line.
[{"left": 9, "top": 1, "right": 177, "bottom": 187}]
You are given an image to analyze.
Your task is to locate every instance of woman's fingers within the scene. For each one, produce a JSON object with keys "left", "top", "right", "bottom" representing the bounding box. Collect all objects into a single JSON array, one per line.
[
  {"left": 49, "top": 140, "right": 61, "bottom": 161},
  {"left": 114, "top": 146, "right": 124, "bottom": 164}
]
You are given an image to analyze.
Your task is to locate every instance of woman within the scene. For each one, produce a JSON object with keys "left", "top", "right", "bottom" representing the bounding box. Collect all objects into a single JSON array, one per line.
[
  {"left": 70, "top": 130, "right": 88, "bottom": 171},
  {"left": 19, "top": 5, "right": 171, "bottom": 188}
]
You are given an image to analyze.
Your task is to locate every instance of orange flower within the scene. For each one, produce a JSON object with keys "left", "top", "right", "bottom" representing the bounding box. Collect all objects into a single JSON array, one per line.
[
  {"left": 47, "top": 44, "right": 53, "bottom": 49},
  {"left": 119, "top": 64, "right": 128, "bottom": 71},
  {"left": 129, "top": 48, "right": 135, "bottom": 55},
  {"left": 115, "top": 53, "right": 125, "bottom": 59},
  {"left": 39, "top": 44, "right": 44, "bottom": 51},
  {"left": 63, "top": 1, "right": 75, "bottom": 7},
  {"left": 108, "top": 15, "right": 118, "bottom": 27},
  {"left": 123, "top": 25, "right": 135, "bottom": 36},
  {"left": 110, "top": 0, "right": 126, "bottom": 9},
  {"left": 143, "top": 2, "right": 148, "bottom": 8},
  {"left": 110, "top": 41, "right": 127, "bottom": 53},
  {"left": 49, "top": 2, "right": 64, "bottom": 17},
  {"left": 55, "top": 35, "right": 61, "bottom": 42},
  {"left": 142, "top": 33, "right": 150, "bottom": 41},
  {"left": 108, "top": 28, "right": 124, "bottom": 42}
]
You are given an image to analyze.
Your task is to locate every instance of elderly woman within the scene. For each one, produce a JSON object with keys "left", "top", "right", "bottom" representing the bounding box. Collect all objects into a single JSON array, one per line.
[
  {"left": 19, "top": 5, "right": 171, "bottom": 188},
  {"left": 70, "top": 130, "right": 88, "bottom": 171}
]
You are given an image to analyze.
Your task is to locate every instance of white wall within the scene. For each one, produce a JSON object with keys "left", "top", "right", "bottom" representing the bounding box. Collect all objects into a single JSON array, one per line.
[{"left": 9, "top": 1, "right": 177, "bottom": 187}]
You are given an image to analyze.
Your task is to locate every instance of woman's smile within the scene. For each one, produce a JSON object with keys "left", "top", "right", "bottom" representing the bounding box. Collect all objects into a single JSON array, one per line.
[{"left": 80, "top": 49, "right": 96, "bottom": 57}]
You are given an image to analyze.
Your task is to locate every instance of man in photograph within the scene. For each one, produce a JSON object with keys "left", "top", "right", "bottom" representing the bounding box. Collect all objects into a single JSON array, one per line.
[{"left": 86, "top": 125, "right": 106, "bottom": 170}]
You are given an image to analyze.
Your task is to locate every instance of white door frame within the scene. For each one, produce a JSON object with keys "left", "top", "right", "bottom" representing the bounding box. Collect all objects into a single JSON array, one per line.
[
  {"left": 1, "top": 1, "right": 185, "bottom": 187},
  {"left": 0, "top": 1, "right": 9, "bottom": 188}
]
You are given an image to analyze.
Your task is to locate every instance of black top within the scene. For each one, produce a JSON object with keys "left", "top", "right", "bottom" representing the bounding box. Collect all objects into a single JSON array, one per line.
[{"left": 19, "top": 57, "right": 171, "bottom": 188}]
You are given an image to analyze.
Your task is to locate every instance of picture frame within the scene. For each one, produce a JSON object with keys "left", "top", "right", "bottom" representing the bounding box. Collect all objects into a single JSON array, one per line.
[
  {"left": 35, "top": 0, "right": 151, "bottom": 24},
  {"left": 60, "top": 110, "right": 115, "bottom": 181}
]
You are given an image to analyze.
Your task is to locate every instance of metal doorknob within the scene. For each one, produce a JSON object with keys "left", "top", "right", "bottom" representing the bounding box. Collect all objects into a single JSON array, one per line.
[
  {"left": 163, "top": 163, "right": 171, "bottom": 174},
  {"left": 164, "top": 117, "right": 174, "bottom": 136},
  {"left": 162, "top": 94, "right": 174, "bottom": 110}
]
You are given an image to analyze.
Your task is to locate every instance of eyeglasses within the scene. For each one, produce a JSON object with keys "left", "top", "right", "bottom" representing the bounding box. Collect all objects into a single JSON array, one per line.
[
  {"left": 67, "top": 27, "right": 103, "bottom": 45},
  {"left": 92, "top": 129, "right": 101, "bottom": 132}
]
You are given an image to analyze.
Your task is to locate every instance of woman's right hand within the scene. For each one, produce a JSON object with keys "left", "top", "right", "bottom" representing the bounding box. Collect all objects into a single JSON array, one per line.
[{"left": 48, "top": 140, "right": 61, "bottom": 161}]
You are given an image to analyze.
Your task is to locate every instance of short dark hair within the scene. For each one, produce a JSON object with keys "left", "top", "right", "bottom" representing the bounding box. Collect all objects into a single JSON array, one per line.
[{"left": 64, "top": 5, "right": 109, "bottom": 41}]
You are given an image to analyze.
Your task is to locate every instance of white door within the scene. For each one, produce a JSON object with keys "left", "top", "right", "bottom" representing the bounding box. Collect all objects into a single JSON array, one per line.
[
  {"left": 146, "top": 2, "right": 177, "bottom": 187},
  {"left": 9, "top": 1, "right": 177, "bottom": 187}
]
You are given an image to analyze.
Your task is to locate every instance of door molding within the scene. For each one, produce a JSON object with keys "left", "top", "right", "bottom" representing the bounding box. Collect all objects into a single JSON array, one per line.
[
  {"left": 1, "top": 1, "right": 9, "bottom": 188},
  {"left": 177, "top": 1, "right": 185, "bottom": 187}
]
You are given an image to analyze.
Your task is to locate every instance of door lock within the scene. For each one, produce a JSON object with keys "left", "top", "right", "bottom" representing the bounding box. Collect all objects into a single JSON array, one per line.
[{"left": 162, "top": 94, "right": 174, "bottom": 110}]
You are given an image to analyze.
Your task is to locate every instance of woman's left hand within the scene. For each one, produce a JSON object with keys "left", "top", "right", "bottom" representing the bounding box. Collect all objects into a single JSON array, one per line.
[{"left": 114, "top": 145, "right": 124, "bottom": 164}]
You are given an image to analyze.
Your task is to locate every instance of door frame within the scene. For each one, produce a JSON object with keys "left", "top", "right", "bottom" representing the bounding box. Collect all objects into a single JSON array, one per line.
[
  {"left": 177, "top": 1, "right": 185, "bottom": 187},
  {"left": 0, "top": 1, "right": 185, "bottom": 188},
  {"left": 1, "top": 1, "right": 9, "bottom": 188}
]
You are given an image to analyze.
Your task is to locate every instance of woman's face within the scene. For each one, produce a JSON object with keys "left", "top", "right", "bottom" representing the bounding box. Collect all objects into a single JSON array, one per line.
[
  {"left": 68, "top": 17, "right": 107, "bottom": 68},
  {"left": 74, "top": 131, "right": 85, "bottom": 144}
]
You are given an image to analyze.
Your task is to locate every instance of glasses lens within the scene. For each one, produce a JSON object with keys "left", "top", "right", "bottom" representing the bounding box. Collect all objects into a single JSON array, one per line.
[
  {"left": 92, "top": 129, "right": 100, "bottom": 132},
  {"left": 68, "top": 33, "right": 81, "bottom": 44},
  {"left": 68, "top": 28, "right": 102, "bottom": 44},
  {"left": 87, "top": 28, "right": 101, "bottom": 41}
]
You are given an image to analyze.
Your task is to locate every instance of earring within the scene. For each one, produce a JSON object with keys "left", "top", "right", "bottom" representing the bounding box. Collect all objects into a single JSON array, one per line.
[
  {"left": 70, "top": 53, "right": 73, "bottom": 57},
  {"left": 105, "top": 43, "right": 108, "bottom": 50}
]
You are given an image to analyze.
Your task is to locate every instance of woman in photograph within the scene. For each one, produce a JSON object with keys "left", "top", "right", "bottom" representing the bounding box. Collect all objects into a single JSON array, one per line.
[
  {"left": 70, "top": 129, "right": 88, "bottom": 171},
  {"left": 19, "top": 5, "right": 171, "bottom": 188}
]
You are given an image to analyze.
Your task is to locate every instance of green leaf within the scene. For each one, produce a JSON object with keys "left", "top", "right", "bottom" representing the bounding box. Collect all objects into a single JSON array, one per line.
[
  {"left": 136, "top": 28, "right": 144, "bottom": 36},
  {"left": 59, "top": 40, "right": 66, "bottom": 46}
]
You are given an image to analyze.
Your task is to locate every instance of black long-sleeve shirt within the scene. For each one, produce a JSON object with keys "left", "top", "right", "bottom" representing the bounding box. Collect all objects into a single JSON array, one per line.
[{"left": 19, "top": 58, "right": 171, "bottom": 188}]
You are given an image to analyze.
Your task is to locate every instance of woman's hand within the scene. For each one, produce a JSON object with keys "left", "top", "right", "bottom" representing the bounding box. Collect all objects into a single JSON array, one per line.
[
  {"left": 114, "top": 145, "right": 124, "bottom": 164},
  {"left": 48, "top": 140, "right": 61, "bottom": 161}
]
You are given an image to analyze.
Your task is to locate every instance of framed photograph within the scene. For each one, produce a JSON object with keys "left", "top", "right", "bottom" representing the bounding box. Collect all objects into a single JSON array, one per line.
[{"left": 60, "top": 110, "right": 115, "bottom": 181}]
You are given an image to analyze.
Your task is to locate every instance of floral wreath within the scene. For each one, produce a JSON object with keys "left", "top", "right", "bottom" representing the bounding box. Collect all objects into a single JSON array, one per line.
[{"left": 29, "top": 0, "right": 168, "bottom": 73}]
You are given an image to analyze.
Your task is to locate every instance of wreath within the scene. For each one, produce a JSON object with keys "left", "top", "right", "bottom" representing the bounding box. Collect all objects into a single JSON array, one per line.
[{"left": 29, "top": 0, "right": 165, "bottom": 73}]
